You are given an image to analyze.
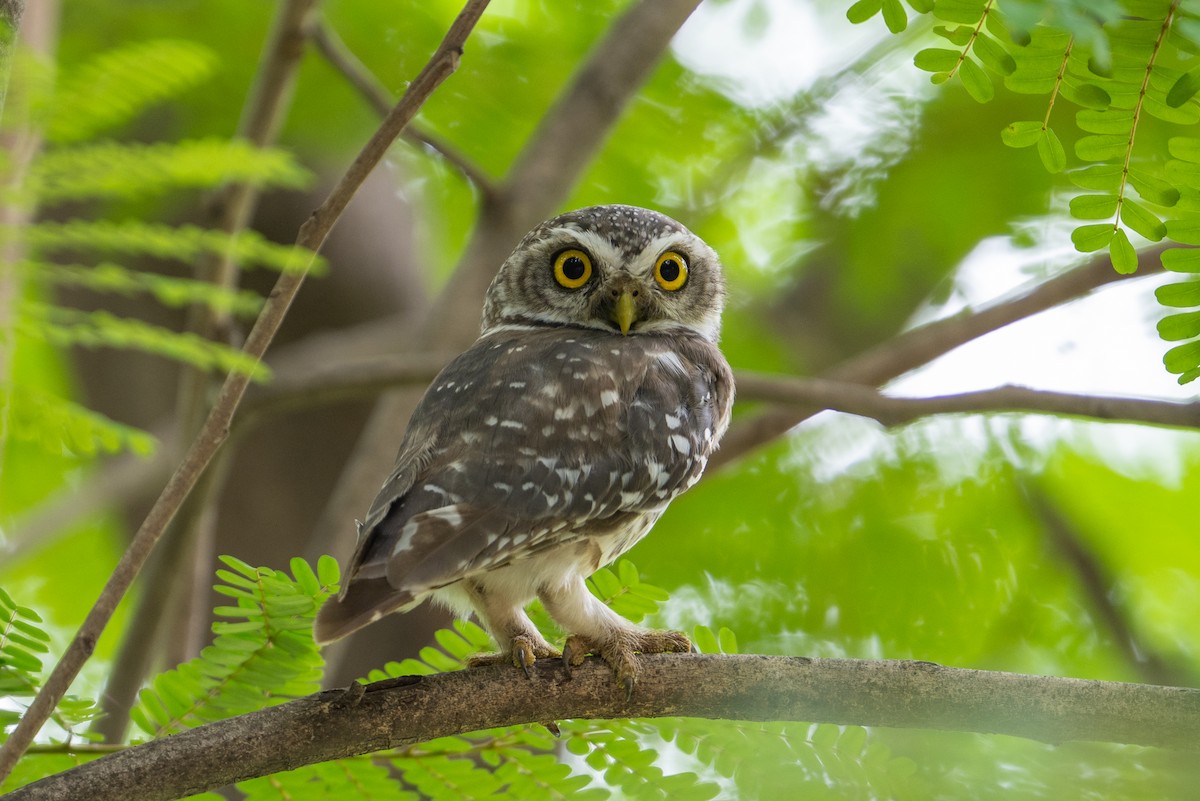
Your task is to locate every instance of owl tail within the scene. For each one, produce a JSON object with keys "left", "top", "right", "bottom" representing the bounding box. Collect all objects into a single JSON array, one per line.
[{"left": 313, "top": 577, "right": 415, "bottom": 644}]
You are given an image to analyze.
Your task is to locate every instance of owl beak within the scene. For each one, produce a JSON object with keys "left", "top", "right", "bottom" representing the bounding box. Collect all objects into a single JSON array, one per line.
[{"left": 612, "top": 289, "right": 637, "bottom": 335}]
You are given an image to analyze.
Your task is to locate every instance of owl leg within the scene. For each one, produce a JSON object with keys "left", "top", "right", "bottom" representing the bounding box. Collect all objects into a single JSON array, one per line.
[
  {"left": 462, "top": 580, "right": 558, "bottom": 677},
  {"left": 538, "top": 576, "right": 691, "bottom": 698}
]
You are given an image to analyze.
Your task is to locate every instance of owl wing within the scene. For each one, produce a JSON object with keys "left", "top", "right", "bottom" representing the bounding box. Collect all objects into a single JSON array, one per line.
[{"left": 313, "top": 327, "right": 733, "bottom": 643}]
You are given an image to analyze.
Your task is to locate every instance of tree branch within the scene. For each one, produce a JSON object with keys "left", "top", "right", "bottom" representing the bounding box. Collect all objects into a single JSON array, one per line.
[
  {"left": 9, "top": 655, "right": 1199, "bottom": 801},
  {"left": 712, "top": 247, "right": 1167, "bottom": 470},
  {"left": 310, "top": 16, "right": 497, "bottom": 197},
  {"left": 0, "top": 0, "right": 492, "bottom": 781},
  {"left": 734, "top": 374, "right": 1200, "bottom": 430}
]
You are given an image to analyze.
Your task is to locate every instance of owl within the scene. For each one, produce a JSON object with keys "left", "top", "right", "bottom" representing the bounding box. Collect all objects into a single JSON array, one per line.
[{"left": 314, "top": 205, "right": 735, "bottom": 694}]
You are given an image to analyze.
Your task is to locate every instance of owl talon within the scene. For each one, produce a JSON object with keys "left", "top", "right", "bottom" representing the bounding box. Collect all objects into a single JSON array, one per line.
[
  {"left": 467, "top": 633, "right": 558, "bottom": 677},
  {"left": 561, "top": 634, "right": 591, "bottom": 676},
  {"left": 558, "top": 629, "right": 692, "bottom": 698}
]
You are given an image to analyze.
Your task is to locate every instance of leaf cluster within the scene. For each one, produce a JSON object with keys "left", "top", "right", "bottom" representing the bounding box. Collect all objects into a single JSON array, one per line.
[
  {"left": 0, "top": 588, "right": 100, "bottom": 747},
  {"left": 129, "top": 556, "right": 338, "bottom": 738},
  {"left": 851, "top": 0, "right": 1200, "bottom": 383},
  {"left": 2, "top": 38, "right": 316, "bottom": 460}
]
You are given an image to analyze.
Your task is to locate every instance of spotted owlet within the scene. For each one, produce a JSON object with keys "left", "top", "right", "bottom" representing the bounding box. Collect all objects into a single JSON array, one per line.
[{"left": 314, "top": 205, "right": 734, "bottom": 692}]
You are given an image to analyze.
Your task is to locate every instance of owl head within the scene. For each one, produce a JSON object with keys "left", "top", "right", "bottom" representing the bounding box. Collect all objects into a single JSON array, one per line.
[{"left": 481, "top": 205, "right": 726, "bottom": 343}]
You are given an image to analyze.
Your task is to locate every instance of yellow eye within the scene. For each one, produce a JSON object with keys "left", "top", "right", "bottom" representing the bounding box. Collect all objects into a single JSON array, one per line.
[
  {"left": 653, "top": 251, "right": 688, "bottom": 291},
  {"left": 553, "top": 249, "right": 592, "bottom": 289}
]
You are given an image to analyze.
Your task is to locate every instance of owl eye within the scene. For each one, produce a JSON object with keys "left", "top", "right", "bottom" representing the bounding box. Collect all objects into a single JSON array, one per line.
[
  {"left": 653, "top": 251, "right": 688, "bottom": 291},
  {"left": 553, "top": 249, "right": 593, "bottom": 289}
]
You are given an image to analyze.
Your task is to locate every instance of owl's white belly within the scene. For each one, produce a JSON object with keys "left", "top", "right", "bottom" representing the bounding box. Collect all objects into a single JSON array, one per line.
[{"left": 429, "top": 509, "right": 663, "bottom": 618}]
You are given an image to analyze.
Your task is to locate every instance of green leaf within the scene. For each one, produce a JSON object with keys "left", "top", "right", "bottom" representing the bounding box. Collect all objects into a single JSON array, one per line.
[
  {"left": 1068, "top": 193, "right": 1119, "bottom": 220},
  {"left": 1157, "top": 310, "right": 1200, "bottom": 341},
  {"left": 691, "top": 625, "right": 719, "bottom": 654},
  {"left": 617, "top": 559, "right": 640, "bottom": 588},
  {"left": 1166, "top": 218, "right": 1200, "bottom": 245},
  {"left": 1110, "top": 228, "right": 1138, "bottom": 274},
  {"left": 935, "top": 25, "right": 974, "bottom": 46},
  {"left": 1167, "top": 159, "right": 1200, "bottom": 190},
  {"left": 290, "top": 558, "right": 320, "bottom": 597},
  {"left": 1128, "top": 169, "right": 1180, "bottom": 207},
  {"left": 907, "top": 0, "right": 934, "bottom": 11},
  {"left": 1120, "top": 199, "right": 1166, "bottom": 241},
  {"left": 1164, "top": 68, "right": 1200, "bottom": 106},
  {"left": 316, "top": 554, "right": 341, "bottom": 588},
  {"left": 1000, "top": 120, "right": 1043, "bottom": 148},
  {"left": 1069, "top": 164, "right": 1124, "bottom": 191},
  {"left": 932, "top": 0, "right": 986, "bottom": 25},
  {"left": 846, "top": 0, "right": 883, "bottom": 24},
  {"left": 1071, "top": 223, "right": 1115, "bottom": 252},
  {"left": 1063, "top": 82, "right": 1112, "bottom": 109},
  {"left": 1169, "top": 137, "right": 1200, "bottom": 163},
  {"left": 1145, "top": 95, "right": 1200, "bottom": 125},
  {"left": 958, "top": 56, "right": 994, "bottom": 102},
  {"left": 1156, "top": 279, "right": 1200, "bottom": 307},
  {"left": 914, "top": 47, "right": 961, "bottom": 73},
  {"left": 1075, "top": 134, "right": 1127, "bottom": 162},
  {"left": 1076, "top": 109, "right": 1133, "bottom": 135},
  {"left": 1164, "top": 339, "right": 1200, "bottom": 375},
  {"left": 973, "top": 33, "right": 1016, "bottom": 75},
  {"left": 881, "top": 0, "right": 908, "bottom": 32},
  {"left": 589, "top": 567, "right": 623, "bottom": 601},
  {"left": 1162, "top": 248, "right": 1200, "bottom": 272},
  {"left": 1177, "top": 366, "right": 1200, "bottom": 384},
  {"left": 1037, "top": 129, "right": 1066, "bottom": 173}
]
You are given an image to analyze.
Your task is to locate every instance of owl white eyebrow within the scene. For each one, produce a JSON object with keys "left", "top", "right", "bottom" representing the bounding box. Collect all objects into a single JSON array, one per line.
[
  {"left": 560, "top": 229, "right": 624, "bottom": 267},
  {"left": 630, "top": 233, "right": 692, "bottom": 277}
]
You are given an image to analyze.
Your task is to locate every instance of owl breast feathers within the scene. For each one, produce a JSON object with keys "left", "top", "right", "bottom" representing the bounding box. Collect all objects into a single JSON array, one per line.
[{"left": 315, "top": 205, "right": 734, "bottom": 689}]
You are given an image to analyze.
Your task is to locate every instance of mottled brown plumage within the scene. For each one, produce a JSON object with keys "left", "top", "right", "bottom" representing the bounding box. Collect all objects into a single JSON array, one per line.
[{"left": 315, "top": 205, "right": 734, "bottom": 692}]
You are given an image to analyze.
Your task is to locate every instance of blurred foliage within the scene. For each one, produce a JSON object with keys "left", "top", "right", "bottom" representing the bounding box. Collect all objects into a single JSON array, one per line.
[
  {"left": 2, "top": 0, "right": 1199, "bottom": 799},
  {"left": 0, "top": 38, "right": 316, "bottom": 465}
]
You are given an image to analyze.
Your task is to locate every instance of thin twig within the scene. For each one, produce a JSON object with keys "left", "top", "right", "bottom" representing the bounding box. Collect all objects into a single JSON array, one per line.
[
  {"left": 9, "top": 655, "right": 1200, "bottom": 801},
  {"left": 310, "top": 16, "right": 496, "bottom": 197},
  {"left": 0, "top": 0, "right": 492, "bottom": 781},
  {"left": 734, "top": 373, "right": 1200, "bottom": 430}
]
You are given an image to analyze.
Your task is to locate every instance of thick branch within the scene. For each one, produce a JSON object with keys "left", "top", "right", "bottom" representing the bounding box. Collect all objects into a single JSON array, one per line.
[
  {"left": 0, "top": 0, "right": 492, "bottom": 781},
  {"left": 9, "top": 655, "right": 1199, "bottom": 801}
]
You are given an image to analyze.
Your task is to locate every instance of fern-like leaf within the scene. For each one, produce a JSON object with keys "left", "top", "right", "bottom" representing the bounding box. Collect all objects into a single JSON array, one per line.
[
  {"left": 45, "top": 39, "right": 218, "bottom": 144},
  {"left": 129, "top": 556, "right": 339, "bottom": 737},
  {"left": 0, "top": 384, "right": 156, "bottom": 457},
  {"left": 24, "top": 260, "right": 264, "bottom": 318},
  {"left": 15, "top": 303, "right": 271, "bottom": 382},
  {"left": 23, "top": 138, "right": 313, "bottom": 205},
  {"left": 20, "top": 219, "right": 324, "bottom": 275}
]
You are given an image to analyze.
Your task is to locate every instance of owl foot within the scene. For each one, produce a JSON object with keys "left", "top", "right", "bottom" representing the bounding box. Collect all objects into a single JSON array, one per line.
[
  {"left": 562, "top": 629, "right": 692, "bottom": 699},
  {"left": 468, "top": 634, "right": 560, "bottom": 678}
]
